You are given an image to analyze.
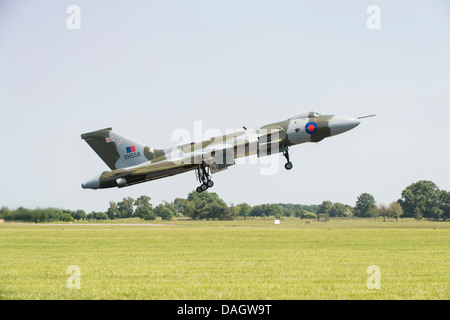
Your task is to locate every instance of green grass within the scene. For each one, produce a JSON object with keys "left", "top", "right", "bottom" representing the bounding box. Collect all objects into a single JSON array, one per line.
[{"left": 0, "top": 219, "right": 448, "bottom": 299}]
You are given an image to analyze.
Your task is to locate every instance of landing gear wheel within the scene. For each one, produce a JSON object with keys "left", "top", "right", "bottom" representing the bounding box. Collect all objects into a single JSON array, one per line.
[
  {"left": 195, "top": 164, "right": 215, "bottom": 192},
  {"left": 282, "top": 149, "right": 293, "bottom": 170}
]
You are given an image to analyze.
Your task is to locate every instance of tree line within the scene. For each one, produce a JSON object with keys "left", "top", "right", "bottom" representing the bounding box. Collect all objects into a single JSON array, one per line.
[
  {"left": 353, "top": 180, "right": 450, "bottom": 221},
  {"left": 1, "top": 180, "right": 449, "bottom": 222}
]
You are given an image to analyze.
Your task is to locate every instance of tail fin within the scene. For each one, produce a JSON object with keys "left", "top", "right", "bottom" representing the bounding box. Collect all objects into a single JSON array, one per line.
[{"left": 81, "top": 127, "right": 164, "bottom": 170}]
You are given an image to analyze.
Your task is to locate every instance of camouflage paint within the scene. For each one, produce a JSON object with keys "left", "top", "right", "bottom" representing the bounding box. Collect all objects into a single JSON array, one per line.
[{"left": 81, "top": 112, "right": 360, "bottom": 189}]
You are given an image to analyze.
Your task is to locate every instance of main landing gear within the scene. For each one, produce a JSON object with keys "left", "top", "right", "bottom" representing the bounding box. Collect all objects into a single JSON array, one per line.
[
  {"left": 283, "top": 149, "right": 293, "bottom": 170},
  {"left": 196, "top": 164, "right": 214, "bottom": 193}
]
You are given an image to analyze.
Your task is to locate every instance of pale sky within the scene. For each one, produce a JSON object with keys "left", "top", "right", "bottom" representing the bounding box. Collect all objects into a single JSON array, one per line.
[{"left": 1, "top": 0, "right": 449, "bottom": 212}]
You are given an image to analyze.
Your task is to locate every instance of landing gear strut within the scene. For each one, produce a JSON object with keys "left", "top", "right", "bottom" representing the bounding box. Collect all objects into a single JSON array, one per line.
[
  {"left": 283, "top": 149, "right": 293, "bottom": 170},
  {"left": 196, "top": 164, "right": 214, "bottom": 193}
]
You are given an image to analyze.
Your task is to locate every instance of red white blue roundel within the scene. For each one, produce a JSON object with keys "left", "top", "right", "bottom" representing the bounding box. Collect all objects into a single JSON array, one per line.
[{"left": 305, "top": 122, "right": 318, "bottom": 134}]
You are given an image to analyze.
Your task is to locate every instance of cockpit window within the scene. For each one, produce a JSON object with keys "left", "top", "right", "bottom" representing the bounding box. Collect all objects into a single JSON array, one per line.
[{"left": 290, "top": 111, "right": 321, "bottom": 120}]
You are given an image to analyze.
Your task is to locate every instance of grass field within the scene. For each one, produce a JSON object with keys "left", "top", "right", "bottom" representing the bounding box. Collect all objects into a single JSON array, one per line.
[{"left": 0, "top": 218, "right": 448, "bottom": 300}]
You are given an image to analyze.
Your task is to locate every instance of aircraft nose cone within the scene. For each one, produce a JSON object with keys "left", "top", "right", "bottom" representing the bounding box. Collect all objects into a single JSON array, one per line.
[
  {"left": 345, "top": 117, "right": 361, "bottom": 129},
  {"left": 329, "top": 116, "right": 361, "bottom": 136},
  {"left": 81, "top": 174, "right": 101, "bottom": 189}
]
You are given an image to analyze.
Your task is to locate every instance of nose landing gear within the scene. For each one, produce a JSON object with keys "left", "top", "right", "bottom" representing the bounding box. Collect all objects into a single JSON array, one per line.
[{"left": 283, "top": 149, "right": 293, "bottom": 170}]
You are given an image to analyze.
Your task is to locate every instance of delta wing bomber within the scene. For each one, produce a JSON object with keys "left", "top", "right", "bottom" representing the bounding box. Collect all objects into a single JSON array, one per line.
[{"left": 82, "top": 112, "right": 373, "bottom": 192}]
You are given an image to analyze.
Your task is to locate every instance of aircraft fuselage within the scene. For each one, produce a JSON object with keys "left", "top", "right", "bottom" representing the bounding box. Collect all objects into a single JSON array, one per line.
[{"left": 81, "top": 112, "right": 360, "bottom": 191}]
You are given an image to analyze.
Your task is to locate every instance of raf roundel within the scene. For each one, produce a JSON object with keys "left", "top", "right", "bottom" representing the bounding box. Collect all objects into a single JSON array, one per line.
[{"left": 305, "top": 122, "right": 318, "bottom": 134}]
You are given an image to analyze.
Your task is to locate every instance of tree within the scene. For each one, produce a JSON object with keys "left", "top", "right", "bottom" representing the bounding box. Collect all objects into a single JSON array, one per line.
[
  {"left": 14, "top": 207, "right": 32, "bottom": 222},
  {"left": 377, "top": 204, "right": 389, "bottom": 222},
  {"left": 284, "top": 208, "right": 295, "bottom": 217},
  {"left": 173, "top": 198, "right": 187, "bottom": 217},
  {"left": 318, "top": 201, "right": 332, "bottom": 215},
  {"left": 430, "top": 207, "right": 443, "bottom": 221},
  {"left": 134, "top": 195, "right": 155, "bottom": 220},
  {"left": 32, "top": 209, "right": 48, "bottom": 223},
  {"left": 61, "top": 213, "right": 74, "bottom": 222},
  {"left": 195, "top": 200, "right": 210, "bottom": 220},
  {"left": 0, "top": 207, "right": 10, "bottom": 220},
  {"left": 186, "top": 190, "right": 231, "bottom": 220},
  {"left": 95, "top": 212, "right": 108, "bottom": 220},
  {"left": 135, "top": 195, "right": 152, "bottom": 210},
  {"left": 210, "top": 202, "right": 234, "bottom": 220},
  {"left": 294, "top": 209, "right": 307, "bottom": 218},
  {"left": 237, "top": 203, "right": 251, "bottom": 219},
  {"left": 60, "top": 209, "right": 73, "bottom": 220},
  {"left": 439, "top": 190, "right": 450, "bottom": 221},
  {"left": 72, "top": 209, "right": 86, "bottom": 221},
  {"left": 301, "top": 212, "right": 317, "bottom": 219},
  {"left": 182, "top": 200, "right": 197, "bottom": 219},
  {"left": 139, "top": 207, "right": 156, "bottom": 220},
  {"left": 249, "top": 205, "right": 266, "bottom": 217},
  {"left": 230, "top": 204, "right": 241, "bottom": 220},
  {"left": 51, "top": 210, "right": 64, "bottom": 222},
  {"left": 154, "top": 204, "right": 174, "bottom": 221},
  {"left": 387, "top": 202, "right": 403, "bottom": 222},
  {"left": 329, "top": 202, "right": 349, "bottom": 217},
  {"left": 266, "top": 204, "right": 284, "bottom": 218},
  {"left": 87, "top": 211, "right": 108, "bottom": 220},
  {"left": 117, "top": 197, "right": 135, "bottom": 218},
  {"left": 106, "top": 201, "right": 120, "bottom": 220},
  {"left": 398, "top": 180, "right": 441, "bottom": 218},
  {"left": 414, "top": 207, "right": 423, "bottom": 221},
  {"left": 354, "top": 193, "right": 377, "bottom": 218}
]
